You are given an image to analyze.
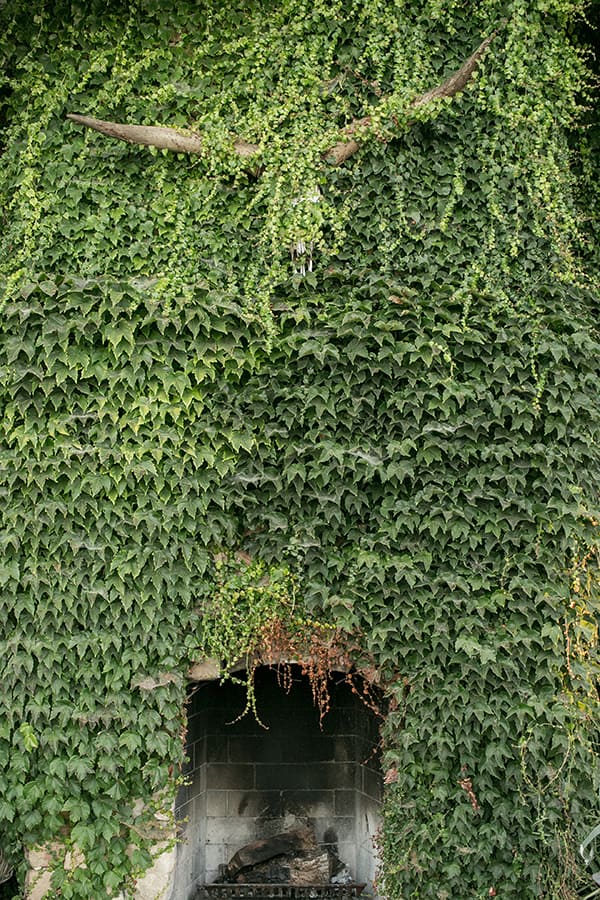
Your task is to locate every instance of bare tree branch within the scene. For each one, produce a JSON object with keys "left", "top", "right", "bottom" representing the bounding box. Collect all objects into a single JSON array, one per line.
[
  {"left": 66, "top": 32, "right": 496, "bottom": 167},
  {"left": 65, "top": 114, "right": 259, "bottom": 157},
  {"left": 412, "top": 30, "right": 496, "bottom": 109},
  {"left": 324, "top": 31, "right": 496, "bottom": 165}
]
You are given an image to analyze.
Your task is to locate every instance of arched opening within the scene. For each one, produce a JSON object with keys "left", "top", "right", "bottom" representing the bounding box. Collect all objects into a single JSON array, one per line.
[{"left": 172, "top": 665, "right": 383, "bottom": 900}]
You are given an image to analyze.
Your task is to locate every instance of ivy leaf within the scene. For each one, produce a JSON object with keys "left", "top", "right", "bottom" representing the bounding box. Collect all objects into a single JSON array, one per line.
[
  {"left": 454, "top": 636, "right": 497, "bottom": 665},
  {"left": 18, "top": 723, "right": 38, "bottom": 752}
]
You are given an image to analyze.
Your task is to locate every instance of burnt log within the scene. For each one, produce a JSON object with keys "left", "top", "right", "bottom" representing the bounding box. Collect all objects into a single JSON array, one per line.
[
  {"left": 224, "top": 829, "right": 317, "bottom": 881},
  {"left": 288, "top": 851, "right": 331, "bottom": 885}
]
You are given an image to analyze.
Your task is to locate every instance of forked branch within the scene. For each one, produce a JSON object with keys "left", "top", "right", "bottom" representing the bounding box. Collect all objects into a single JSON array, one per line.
[
  {"left": 66, "top": 32, "right": 496, "bottom": 167},
  {"left": 325, "top": 30, "right": 497, "bottom": 165}
]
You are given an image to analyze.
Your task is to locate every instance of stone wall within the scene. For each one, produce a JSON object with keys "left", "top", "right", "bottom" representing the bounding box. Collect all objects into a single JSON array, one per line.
[{"left": 24, "top": 820, "right": 177, "bottom": 900}]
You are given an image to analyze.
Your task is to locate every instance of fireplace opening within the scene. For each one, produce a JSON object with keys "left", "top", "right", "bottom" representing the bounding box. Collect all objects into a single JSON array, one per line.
[{"left": 173, "top": 665, "right": 383, "bottom": 900}]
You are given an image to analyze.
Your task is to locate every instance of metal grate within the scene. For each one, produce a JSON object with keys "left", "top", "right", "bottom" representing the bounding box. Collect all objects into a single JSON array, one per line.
[{"left": 198, "top": 884, "right": 367, "bottom": 900}]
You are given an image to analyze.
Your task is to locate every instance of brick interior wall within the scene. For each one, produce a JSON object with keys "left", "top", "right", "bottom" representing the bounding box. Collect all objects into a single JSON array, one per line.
[{"left": 173, "top": 667, "right": 382, "bottom": 900}]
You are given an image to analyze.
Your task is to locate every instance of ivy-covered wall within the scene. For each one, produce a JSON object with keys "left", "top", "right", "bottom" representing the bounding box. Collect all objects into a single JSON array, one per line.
[{"left": 0, "top": 0, "right": 598, "bottom": 897}]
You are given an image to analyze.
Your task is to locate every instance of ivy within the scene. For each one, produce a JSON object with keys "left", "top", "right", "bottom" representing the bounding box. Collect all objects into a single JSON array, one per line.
[{"left": 0, "top": 0, "right": 598, "bottom": 897}]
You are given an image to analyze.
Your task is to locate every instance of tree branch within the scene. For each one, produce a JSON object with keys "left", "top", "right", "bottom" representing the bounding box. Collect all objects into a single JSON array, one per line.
[
  {"left": 65, "top": 114, "right": 259, "bottom": 158},
  {"left": 412, "top": 30, "right": 496, "bottom": 109},
  {"left": 324, "top": 31, "right": 496, "bottom": 165},
  {"left": 66, "top": 32, "right": 496, "bottom": 167}
]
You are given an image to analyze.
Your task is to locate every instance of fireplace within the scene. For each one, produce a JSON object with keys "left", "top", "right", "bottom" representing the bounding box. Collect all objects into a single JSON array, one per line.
[{"left": 172, "top": 666, "right": 383, "bottom": 900}]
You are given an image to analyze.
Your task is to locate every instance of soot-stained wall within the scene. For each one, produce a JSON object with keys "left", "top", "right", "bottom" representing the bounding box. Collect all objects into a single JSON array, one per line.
[{"left": 173, "top": 667, "right": 382, "bottom": 900}]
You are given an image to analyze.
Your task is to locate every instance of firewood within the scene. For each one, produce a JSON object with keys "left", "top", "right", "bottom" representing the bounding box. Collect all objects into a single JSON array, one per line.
[
  {"left": 225, "top": 828, "right": 317, "bottom": 880},
  {"left": 289, "top": 851, "right": 331, "bottom": 885}
]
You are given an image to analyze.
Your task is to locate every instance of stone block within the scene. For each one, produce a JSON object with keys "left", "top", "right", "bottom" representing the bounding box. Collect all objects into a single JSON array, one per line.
[
  {"left": 184, "top": 773, "right": 204, "bottom": 806},
  {"left": 181, "top": 752, "right": 194, "bottom": 777},
  {"left": 278, "top": 789, "right": 334, "bottom": 821},
  {"left": 228, "top": 789, "right": 283, "bottom": 818},
  {"left": 320, "top": 818, "right": 356, "bottom": 845},
  {"left": 205, "top": 817, "right": 253, "bottom": 848},
  {"left": 177, "top": 780, "right": 192, "bottom": 807},
  {"left": 256, "top": 764, "right": 308, "bottom": 791},
  {"left": 188, "top": 659, "right": 221, "bottom": 681},
  {"left": 305, "top": 762, "right": 355, "bottom": 790},
  {"left": 321, "top": 707, "right": 357, "bottom": 735},
  {"left": 25, "top": 867, "right": 53, "bottom": 900},
  {"left": 192, "top": 793, "right": 207, "bottom": 827},
  {"left": 176, "top": 799, "right": 193, "bottom": 831},
  {"left": 229, "top": 735, "right": 279, "bottom": 764},
  {"left": 204, "top": 842, "right": 228, "bottom": 879},
  {"left": 335, "top": 789, "right": 356, "bottom": 816},
  {"left": 133, "top": 841, "right": 176, "bottom": 900},
  {"left": 282, "top": 734, "right": 335, "bottom": 763},
  {"left": 26, "top": 843, "right": 62, "bottom": 869},
  {"left": 206, "top": 790, "right": 227, "bottom": 817},
  {"left": 206, "top": 734, "right": 228, "bottom": 764},
  {"left": 206, "top": 763, "right": 255, "bottom": 790},
  {"left": 193, "top": 737, "right": 207, "bottom": 768},
  {"left": 63, "top": 846, "right": 86, "bottom": 871},
  {"left": 362, "top": 766, "right": 383, "bottom": 801}
]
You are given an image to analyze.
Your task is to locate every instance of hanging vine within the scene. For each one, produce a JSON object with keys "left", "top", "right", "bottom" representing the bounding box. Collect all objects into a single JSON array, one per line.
[{"left": 0, "top": 0, "right": 598, "bottom": 897}]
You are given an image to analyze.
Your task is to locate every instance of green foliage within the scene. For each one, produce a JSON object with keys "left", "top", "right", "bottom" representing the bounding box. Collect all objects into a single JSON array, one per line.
[
  {"left": 0, "top": 0, "right": 598, "bottom": 897},
  {"left": 187, "top": 553, "right": 301, "bottom": 678}
]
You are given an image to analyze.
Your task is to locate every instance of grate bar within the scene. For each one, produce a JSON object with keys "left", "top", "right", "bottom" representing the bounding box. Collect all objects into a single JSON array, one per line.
[{"left": 199, "top": 884, "right": 367, "bottom": 900}]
